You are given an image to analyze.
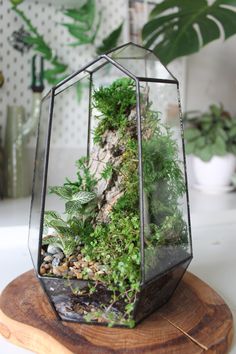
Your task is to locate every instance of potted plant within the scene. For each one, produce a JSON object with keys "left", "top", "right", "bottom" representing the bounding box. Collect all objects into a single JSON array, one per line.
[{"left": 184, "top": 104, "right": 236, "bottom": 192}]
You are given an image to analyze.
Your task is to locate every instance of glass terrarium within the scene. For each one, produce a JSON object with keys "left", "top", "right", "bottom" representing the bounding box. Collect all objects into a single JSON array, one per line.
[{"left": 29, "top": 43, "right": 192, "bottom": 328}]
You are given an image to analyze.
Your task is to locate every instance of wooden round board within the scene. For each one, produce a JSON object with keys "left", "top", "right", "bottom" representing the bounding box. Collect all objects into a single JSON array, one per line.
[{"left": 0, "top": 270, "right": 233, "bottom": 354}]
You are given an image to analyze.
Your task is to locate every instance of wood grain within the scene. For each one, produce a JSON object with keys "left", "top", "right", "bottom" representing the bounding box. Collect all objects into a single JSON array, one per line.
[{"left": 0, "top": 270, "right": 233, "bottom": 354}]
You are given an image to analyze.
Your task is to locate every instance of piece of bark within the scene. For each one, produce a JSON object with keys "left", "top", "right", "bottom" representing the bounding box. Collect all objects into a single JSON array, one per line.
[{"left": 89, "top": 109, "right": 138, "bottom": 223}]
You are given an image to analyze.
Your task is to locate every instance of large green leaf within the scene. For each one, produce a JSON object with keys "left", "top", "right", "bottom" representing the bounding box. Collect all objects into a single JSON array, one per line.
[
  {"left": 96, "top": 23, "right": 123, "bottom": 55},
  {"left": 142, "top": 0, "right": 236, "bottom": 64}
]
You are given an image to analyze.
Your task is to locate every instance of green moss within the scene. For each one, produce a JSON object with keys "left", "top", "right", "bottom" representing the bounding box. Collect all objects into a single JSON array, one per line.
[{"left": 93, "top": 78, "right": 136, "bottom": 144}]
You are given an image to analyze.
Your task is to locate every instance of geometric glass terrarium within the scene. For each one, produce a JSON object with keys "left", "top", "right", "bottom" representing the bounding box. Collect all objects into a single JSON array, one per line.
[{"left": 28, "top": 43, "right": 192, "bottom": 328}]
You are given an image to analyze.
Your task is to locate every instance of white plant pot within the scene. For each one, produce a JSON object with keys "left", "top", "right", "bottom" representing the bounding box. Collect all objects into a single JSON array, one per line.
[{"left": 192, "top": 154, "right": 236, "bottom": 193}]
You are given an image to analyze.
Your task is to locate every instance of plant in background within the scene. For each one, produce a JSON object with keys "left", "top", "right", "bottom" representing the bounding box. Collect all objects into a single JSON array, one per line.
[
  {"left": 62, "top": 0, "right": 101, "bottom": 46},
  {"left": 11, "top": 2, "right": 68, "bottom": 85},
  {"left": 96, "top": 23, "right": 123, "bottom": 55},
  {"left": 184, "top": 104, "right": 236, "bottom": 161},
  {"left": 142, "top": 0, "right": 236, "bottom": 65},
  {"left": 10, "top": 0, "right": 123, "bottom": 86}
]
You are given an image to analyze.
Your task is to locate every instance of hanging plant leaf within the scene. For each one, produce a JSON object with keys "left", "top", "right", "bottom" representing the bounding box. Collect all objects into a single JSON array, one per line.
[
  {"left": 62, "top": 0, "right": 98, "bottom": 46},
  {"left": 44, "top": 210, "right": 62, "bottom": 227},
  {"left": 62, "top": 23, "right": 93, "bottom": 44},
  {"left": 96, "top": 23, "right": 123, "bottom": 55},
  {"left": 11, "top": 5, "right": 68, "bottom": 85},
  {"left": 23, "top": 35, "right": 52, "bottom": 59},
  {"left": 142, "top": 0, "right": 236, "bottom": 65},
  {"left": 64, "top": 0, "right": 95, "bottom": 29},
  {"left": 10, "top": 0, "right": 24, "bottom": 5},
  {"left": 44, "top": 61, "right": 68, "bottom": 85}
]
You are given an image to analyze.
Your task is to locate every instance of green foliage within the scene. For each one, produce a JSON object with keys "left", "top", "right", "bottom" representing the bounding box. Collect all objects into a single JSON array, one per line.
[
  {"left": 43, "top": 157, "right": 98, "bottom": 256},
  {"left": 11, "top": 1, "right": 123, "bottom": 87},
  {"left": 93, "top": 78, "right": 136, "bottom": 143},
  {"left": 81, "top": 212, "right": 141, "bottom": 302},
  {"left": 142, "top": 0, "right": 236, "bottom": 65},
  {"left": 43, "top": 211, "right": 79, "bottom": 257},
  {"left": 101, "top": 163, "right": 113, "bottom": 181},
  {"left": 96, "top": 23, "right": 123, "bottom": 55},
  {"left": 11, "top": 4, "right": 68, "bottom": 85},
  {"left": 10, "top": 0, "right": 24, "bottom": 5},
  {"left": 62, "top": 0, "right": 101, "bottom": 46},
  {"left": 184, "top": 104, "right": 236, "bottom": 161}
]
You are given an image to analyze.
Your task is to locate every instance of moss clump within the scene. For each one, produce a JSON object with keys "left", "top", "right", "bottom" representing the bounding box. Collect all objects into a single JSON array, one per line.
[{"left": 92, "top": 78, "right": 136, "bottom": 144}]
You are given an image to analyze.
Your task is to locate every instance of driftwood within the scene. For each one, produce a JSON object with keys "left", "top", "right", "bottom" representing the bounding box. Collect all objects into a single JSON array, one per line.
[{"left": 89, "top": 110, "right": 137, "bottom": 223}]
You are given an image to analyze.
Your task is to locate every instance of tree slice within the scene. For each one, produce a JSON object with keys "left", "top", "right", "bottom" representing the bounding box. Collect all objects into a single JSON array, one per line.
[{"left": 0, "top": 270, "right": 233, "bottom": 353}]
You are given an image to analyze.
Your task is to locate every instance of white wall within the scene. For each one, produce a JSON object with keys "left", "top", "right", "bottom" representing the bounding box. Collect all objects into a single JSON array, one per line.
[
  {"left": 185, "top": 37, "right": 236, "bottom": 115},
  {"left": 185, "top": 36, "right": 236, "bottom": 186}
]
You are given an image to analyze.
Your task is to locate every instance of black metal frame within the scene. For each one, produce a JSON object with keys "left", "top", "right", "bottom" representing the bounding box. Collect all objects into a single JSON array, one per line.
[{"left": 28, "top": 42, "right": 193, "bottom": 326}]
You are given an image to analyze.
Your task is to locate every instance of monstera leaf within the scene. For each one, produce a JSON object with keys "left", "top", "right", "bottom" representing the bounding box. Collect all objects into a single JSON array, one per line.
[{"left": 142, "top": 0, "right": 236, "bottom": 65}]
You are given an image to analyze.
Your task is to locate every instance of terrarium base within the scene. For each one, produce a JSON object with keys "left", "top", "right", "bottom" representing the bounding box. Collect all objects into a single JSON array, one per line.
[{"left": 0, "top": 270, "right": 233, "bottom": 354}]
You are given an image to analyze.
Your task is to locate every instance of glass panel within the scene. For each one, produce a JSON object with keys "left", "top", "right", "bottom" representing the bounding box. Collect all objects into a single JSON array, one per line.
[
  {"left": 44, "top": 74, "right": 91, "bottom": 214},
  {"left": 108, "top": 43, "right": 151, "bottom": 59},
  {"left": 140, "top": 81, "right": 192, "bottom": 283},
  {"left": 108, "top": 43, "right": 174, "bottom": 80},
  {"left": 39, "top": 62, "right": 141, "bottom": 327},
  {"left": 28, "top": 91, "right": 51, "bottom": 270},
  {"left": 134, "top": 258, "right": 191, "bottom": 322}
]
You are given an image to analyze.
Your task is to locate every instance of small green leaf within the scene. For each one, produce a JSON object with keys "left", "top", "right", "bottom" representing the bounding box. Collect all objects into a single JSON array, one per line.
[
  {"left": 62, "top": 23, "right": 93, "bottom": 44},
  {"left": 214, "top": 135, "right": 227, "bottom": 155},
  {"left": 10, "top": 0, "right": 24, "bottom": 5},
  {"left": 101, "top": 163, "right": 113, "bottom": 180},
  {"left": 197, "top": 146, "right": 213, "bottom": 161},
  {"left": 217, "top": 127, "right": 228, "bottom": 141},
  {"left": 228, "top": 126, "right": 236, "bottom": 138},
  {"left": 23, "top": 35, "right": 52, "bottom": 59},
  {"left": 44, "top": 210, "right": 62, "bottom": 227},
  {"left": 72, "top": 191, "right": 96, "bottom": 204},
  {"left": 42, "top": 236, "right": 62, "bottom": 248},
  {"left": 49, "top": 219, "right": 70, "bottom": 235},
  {"left": 184, "top": 127, "right": 201, "bottom": 141},
  {"left": 49, "top": 186, "right": 72, "bottom": 200},
  {"left": 65, "top": 200, "right": 82, "bottom": 214},
  {"left": 195, "top": 136, "right": 206, "bottom": 149},
  {"left": 64, "top": 0, "right": 95, "bottom": 28}
]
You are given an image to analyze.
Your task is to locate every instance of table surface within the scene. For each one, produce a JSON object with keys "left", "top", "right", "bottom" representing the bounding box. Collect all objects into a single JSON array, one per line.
[{"left": 0, "top": 190, "right": 236, "bottom": 354}]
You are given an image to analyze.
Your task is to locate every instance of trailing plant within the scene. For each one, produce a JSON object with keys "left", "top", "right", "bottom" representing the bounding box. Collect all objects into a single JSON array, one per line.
[
  {"left": 10, "top": 0, "right": 123, "bottom": 86},
  {"left": 11, "top": 3, "right": 68, "bottom": 85},
  {"left": 142, "top": 0, "right": 236, "bottom": 65},
  {"left": 184, "top": 104, "right": 236, "bottom": 161},
  {"left": 61, "top": 0, "right": 101, "bottom": 46}
]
